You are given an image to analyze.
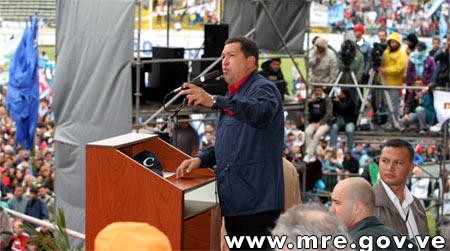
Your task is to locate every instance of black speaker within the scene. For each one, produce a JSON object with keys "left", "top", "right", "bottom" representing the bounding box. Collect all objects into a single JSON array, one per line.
[{"left": 204, "top": 24, "right": 229, "bottom": 57}]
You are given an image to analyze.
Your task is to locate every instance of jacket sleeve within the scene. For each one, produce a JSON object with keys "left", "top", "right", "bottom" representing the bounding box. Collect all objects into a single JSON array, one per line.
[
  {"left": 406, "top": 60, "right": 415, "bottom": 85},
  {"left": 197, "top": 146, "right": 216, "bottom": 168},
  {"left": 329, "top": 55, "right": 339, "bottom": 84},
  {"left": 40, "top": 200, "right": 49, "bottom": 220},
  {"left": 404, "top": 94, "right": 414, "bottom": 115},
  {"left": 385, "top": 53, "right": 408, "bottom": 75},
  {"left": 424, "top": 57, "right": 436, "bottom": 85},
  {"left": 214, "top": 82, "right": 281, "bottom": 129},
  {"left": 364, "top": 45, "right": 372, "bottom": 74},
  {"left": 355, "top": 52, "right": 364, "bottom": 82},
  {"left": 319, "top": 98, "right": 333, "bottom": 125}
]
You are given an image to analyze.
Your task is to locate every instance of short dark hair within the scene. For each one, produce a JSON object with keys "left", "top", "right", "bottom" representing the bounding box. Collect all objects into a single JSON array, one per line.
[
  {"left": 432, "top": 36, "right": 441, "bottom": 42},
  {"left": 414, "top": 75, "right": 426, "bottom": 85},
  {"left": 383, "top": 139, "right": 415, "bottom": 162},
  {"left": 271, "top": 57, "right": 281, "bottom": 63},
  {"left": 225, "top": 36, "right": 259, "bottom": 65},
  {"left": 30, "top": 186, "right": 39, "bottom": 194},
  {"left": 378, "top": 28, "right": 387, "bottom": 35}
]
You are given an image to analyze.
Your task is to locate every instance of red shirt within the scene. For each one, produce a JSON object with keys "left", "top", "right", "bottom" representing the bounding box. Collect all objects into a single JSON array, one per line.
[
  {"left": 14, "top": 234, "right": 29, "bottom": 251},
  {"left": 223, "top": 72, "right": 252, "bottom": 116}
]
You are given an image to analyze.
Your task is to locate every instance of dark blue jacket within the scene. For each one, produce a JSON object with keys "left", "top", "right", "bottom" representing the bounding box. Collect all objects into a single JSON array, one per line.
[
  {"left": 25, "top": 197, "right": 49, "bottom": 223},
  {"left": 198, "top": 70, "right": 285, "bottom": 216}
]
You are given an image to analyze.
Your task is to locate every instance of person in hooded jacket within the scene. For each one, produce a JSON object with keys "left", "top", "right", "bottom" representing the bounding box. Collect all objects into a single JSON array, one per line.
[{"left": 378, "top": 32, "right": 408, "bottom": 131}]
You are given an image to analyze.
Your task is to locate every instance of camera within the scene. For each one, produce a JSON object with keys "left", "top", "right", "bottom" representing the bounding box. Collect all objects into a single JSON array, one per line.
[
  {"left": 340, "top": 40, "right": 356, "bottom": 72},
  {"left": 371, "top": 42, "right": 387, "bottom": 69}
]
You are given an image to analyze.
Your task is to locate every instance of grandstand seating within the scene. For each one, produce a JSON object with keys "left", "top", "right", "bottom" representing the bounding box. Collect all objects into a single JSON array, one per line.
[{"left": 0, "top": 0, "right": 56, "bottom": 26}]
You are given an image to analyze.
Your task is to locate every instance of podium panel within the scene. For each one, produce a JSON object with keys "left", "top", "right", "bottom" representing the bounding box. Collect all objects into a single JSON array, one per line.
[{"left": 86, "top": 133, "right": 219, "bottom": 250}]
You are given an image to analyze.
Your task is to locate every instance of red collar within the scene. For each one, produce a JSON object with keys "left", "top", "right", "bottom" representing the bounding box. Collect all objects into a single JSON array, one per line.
[
  {"left": 228, "top": 72, "right": 252, "bottom": 97},
  {"left": 349, "top": 221, "right": 360, "bottom": 231}
]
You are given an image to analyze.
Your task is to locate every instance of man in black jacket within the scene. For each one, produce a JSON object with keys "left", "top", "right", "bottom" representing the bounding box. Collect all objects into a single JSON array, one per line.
[
  {"left": 330, "top": 177, "right": 417, "bottom": 251},
  {"left": 260, "top": 58, "right": 288, "bottom": 100},
  {"left": 329, "top": 88, "right": 357, "bottom": 152}
]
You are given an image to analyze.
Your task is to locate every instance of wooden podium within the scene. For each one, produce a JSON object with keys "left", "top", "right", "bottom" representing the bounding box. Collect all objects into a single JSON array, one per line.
[{"left": 86, "top": 133, "right": 220, "bottom": 250}]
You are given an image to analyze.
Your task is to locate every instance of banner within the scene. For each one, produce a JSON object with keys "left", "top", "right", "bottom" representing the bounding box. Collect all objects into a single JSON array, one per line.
[
  {"left": 433, "top": 90, "right": 450, "bottom": 127},
  {"left": 328, "top": 3, "right": 345, "bottom": 25},
  {"left": 439, "top": 11, "right": 448, "bottom": 41},
  {"left": 427, "top": 0, "right": 445, "bottom": 18},
  {"left": 310, "top": 2, "right": 328, "bottom": 27}
]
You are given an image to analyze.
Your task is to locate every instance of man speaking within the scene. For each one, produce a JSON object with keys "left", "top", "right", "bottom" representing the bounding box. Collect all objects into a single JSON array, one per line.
[{"left": 176, "top": 37, "right": 285, "bottom": 250}]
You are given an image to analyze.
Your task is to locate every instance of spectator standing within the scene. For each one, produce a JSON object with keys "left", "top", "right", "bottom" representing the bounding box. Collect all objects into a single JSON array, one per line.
[
  {"left": 405, "top": 33, "right": 419, "bottom": 56},
  {"left": 406, "top": 42, "right": 436, "bottom": 86},
  {"left": 374, "top": 139, "right": 430, "bottom": 245},
  {"left": 429, "top": 36, "right": 441, "bottom": 58},
  {"left": 171, "top": 115, "right": 199, "bottom": 157},
  {"left": 330, "top": 177, "right": 417, "bottom": 251},
  {"left": 378, "top": 28, "right": 388, "bottom": 45},
  {"left": 307, "top": 37, "right": 339, "bottom": 94},
  {"left": 378, "top": 32, "right": 408, "bottom": 131},
  {"left": 434, "top": 35, "right": 449, "bottom": 88},
  {"left": 353, "top": 24, "right": 372, "bottom": 77}
]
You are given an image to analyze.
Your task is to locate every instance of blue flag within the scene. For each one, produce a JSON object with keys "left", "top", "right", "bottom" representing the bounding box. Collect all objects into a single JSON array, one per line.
[
  {"left": 5, "top": 14, "right": 40, "bottom": 151},
  {"left": 439, "top": 11, "right": 448, "bottom": 41},
  {"left": 328, "top": 3, "right": 345, "bottom": 25}
]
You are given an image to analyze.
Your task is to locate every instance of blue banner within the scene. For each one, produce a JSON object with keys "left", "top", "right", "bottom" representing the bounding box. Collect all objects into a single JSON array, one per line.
[
  {"left": 427, "top": 0, "right": 445, "bottom": 18},
  {"left": 328, "top": 3, "right": 345, "bottom": 25},
  {"left": 5, "top": 14, "right": 40, "bottom": 151},
  {"left": 439, "top": 11, "right": 448, "bottom": 41}
]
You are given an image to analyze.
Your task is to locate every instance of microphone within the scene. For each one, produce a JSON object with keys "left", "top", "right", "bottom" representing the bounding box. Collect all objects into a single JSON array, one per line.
[{"left": 174, "top": 70, "right": 222, "bottom": 92}]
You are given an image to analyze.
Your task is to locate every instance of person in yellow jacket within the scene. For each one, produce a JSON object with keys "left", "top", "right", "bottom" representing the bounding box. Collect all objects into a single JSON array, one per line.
[{"left": 378, "top": 32, "right": 408, "bottom": 131}]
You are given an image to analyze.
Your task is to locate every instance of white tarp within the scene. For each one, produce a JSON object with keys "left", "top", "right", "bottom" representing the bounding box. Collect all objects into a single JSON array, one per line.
[
  {"left": 310, "top": 2, "right": 328, "bottom": 27},
  {"left": 53, "top": 0, "right": 134, "bottom": 246}
]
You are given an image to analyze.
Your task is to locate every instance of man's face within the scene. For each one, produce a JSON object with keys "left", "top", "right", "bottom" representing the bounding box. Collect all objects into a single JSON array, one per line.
[
  {"left": 389, "top": 40, "right": 400, "bottom": 50},
  {"left": 316, "top": 46, "right": 326, "bottom": 53},
  {"left": 222, "top": 42, "right": 254, "bottom": 85},
  {"left": 378, "top": 31, "right": 387, "bottom": 43},
  {"left": 379, "top": 147, "right": 414, "bottom": 188},
  {"left": 14, "top": 222, "right": 23, "bottom": 236},
  {"left": 14, "top": 187, "right": 24, "bottom": 198},
  {"left": 38, "top": 187, "right": 47, "bottom": 198},
  {"left": 354, "top": 30, "right": 363, "bottom": 39},
  {"left": 270, "top": 60, "right": 281, "bottom": 72},
  {"left": 29, "top": 192, "right": 37, "bottom": 201},
  {"left": 330, "top": 184, "right": 355, "bottom": 228},
  {"left": 432, "top": 39, "right": 441, "bottom": 50},
  {"left": 406, "top": 40, "right": 413, "bottom": 48},
  {"left": 314, "top": 87, "right": 323, "bottom": 96}
]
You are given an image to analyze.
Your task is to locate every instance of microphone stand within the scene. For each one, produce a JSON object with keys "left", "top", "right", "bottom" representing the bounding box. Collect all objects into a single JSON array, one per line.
[{"left": 141, "top": 28, "right": 256, "bottom": 127}]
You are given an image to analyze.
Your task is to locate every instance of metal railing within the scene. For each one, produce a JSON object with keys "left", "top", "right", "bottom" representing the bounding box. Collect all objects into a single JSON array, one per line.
[{"left": 4, "top": 208, "right": 85, "bottom": 240}]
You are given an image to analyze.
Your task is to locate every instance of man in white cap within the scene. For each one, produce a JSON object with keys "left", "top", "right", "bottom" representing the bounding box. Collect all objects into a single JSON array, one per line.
[{"left": 307, "top": 37, "right": 338, "bottom": 94}]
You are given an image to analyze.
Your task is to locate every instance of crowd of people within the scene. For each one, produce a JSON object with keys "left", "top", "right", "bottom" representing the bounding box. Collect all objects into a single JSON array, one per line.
[
  {"left": 0, "top": 88, "right": 55, "bottom": 250},
  {"left": 328, "top": 0, "right": 449, "bottom": 38}
]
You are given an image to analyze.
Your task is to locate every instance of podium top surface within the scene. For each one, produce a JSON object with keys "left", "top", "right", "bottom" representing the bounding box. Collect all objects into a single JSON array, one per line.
[{"left": 86, "top": 133, "right": 158, "bottom": 148}]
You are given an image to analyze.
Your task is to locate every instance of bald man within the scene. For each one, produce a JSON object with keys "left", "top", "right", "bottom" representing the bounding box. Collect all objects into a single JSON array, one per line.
[{"left": 330, "top": 177, "right": 417, "bottom": 251}]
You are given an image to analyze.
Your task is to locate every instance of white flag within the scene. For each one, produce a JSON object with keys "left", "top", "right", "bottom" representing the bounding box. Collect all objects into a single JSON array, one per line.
[{"left": 433, "top": 90, "right": 450, "bottom": 127}]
